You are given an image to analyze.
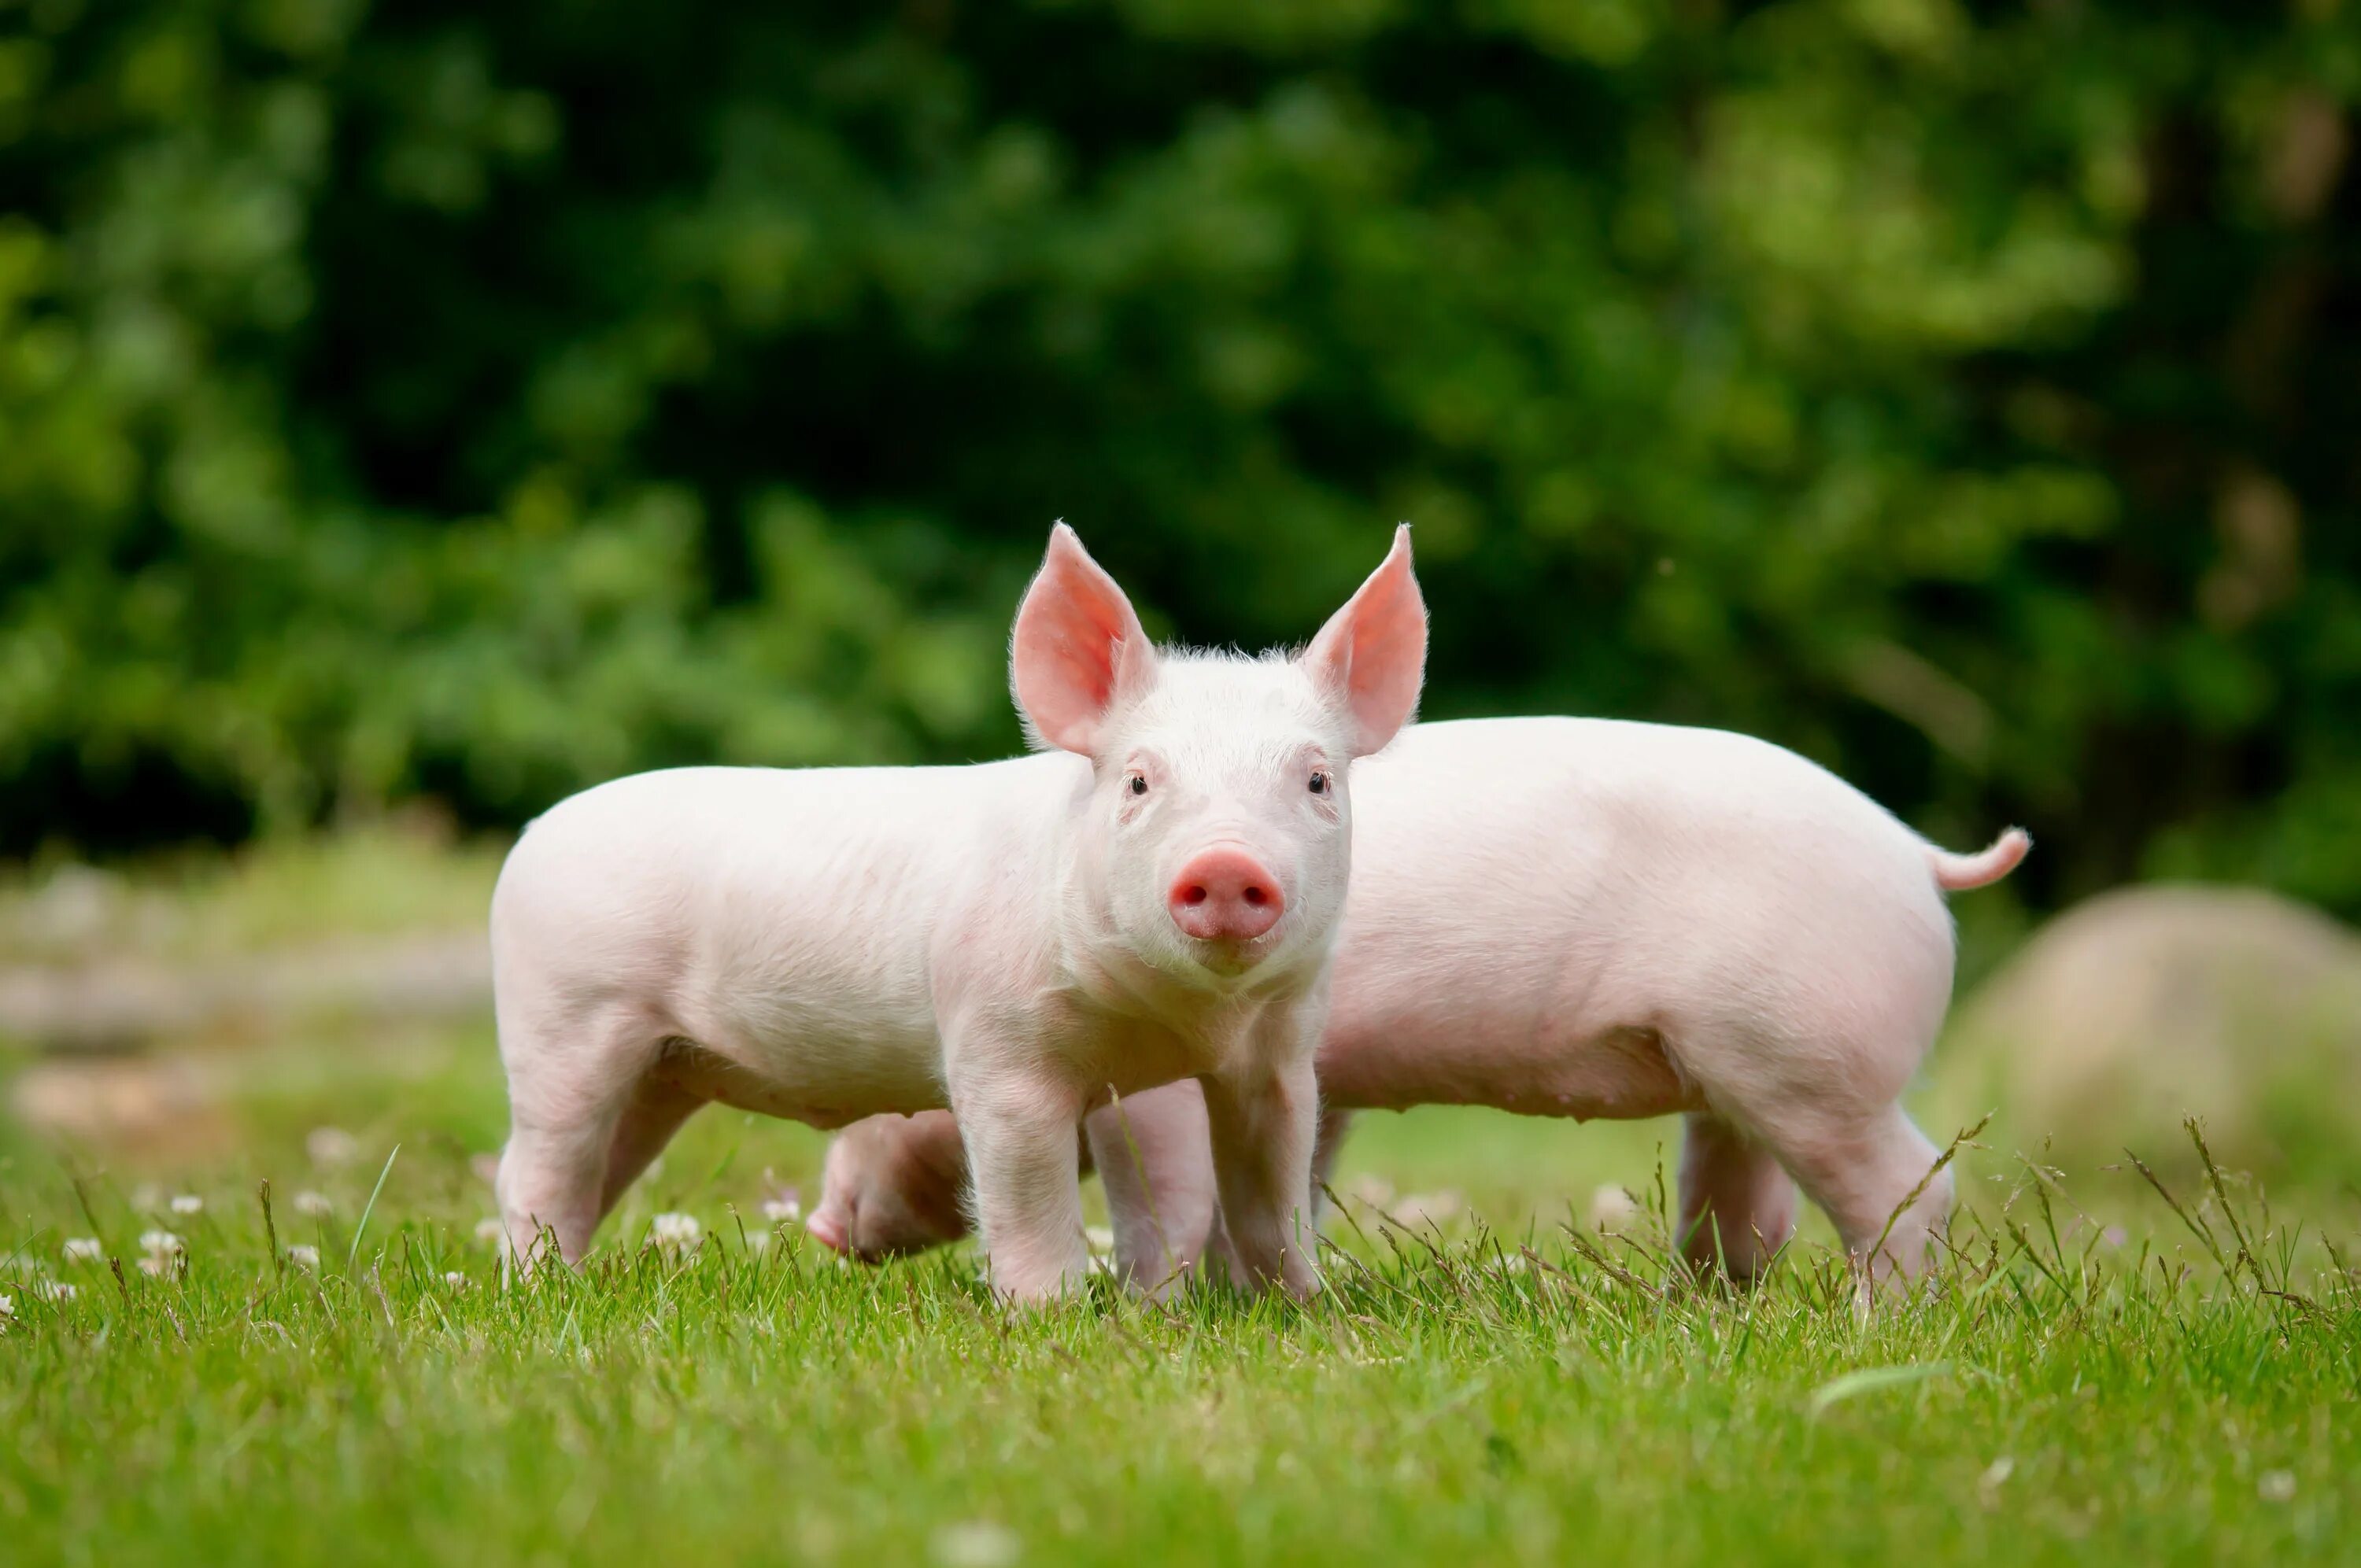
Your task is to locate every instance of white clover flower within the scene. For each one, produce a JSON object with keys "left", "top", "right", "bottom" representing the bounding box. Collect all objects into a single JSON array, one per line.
[
  {"left": 139, "top": 1229, "right": 185, "bottom": 1257},
  {"left": 759, "top": 1194, "right": 802, "bottom": 1224},
  {"left": 62, "top": 1237, "right": 103, "bottom": 1264},
  {"left": 443, "top": 1271, "right": 469, "bottom": 1289},
  {"left": 0, "top": 1294, "right": 12, "bottom": 1318},
  {"left": 1391, "top": 1190, "right": 1465, "bottom": 1229},
  {"left": 1587, "top": 1183, "right": 1639, "bottom": 1234},
  {"left": 306, "top": 1127, "right": 360, "bottom": 1168},
  {"left": 1084, "top": 1225, "right": 1115, "bottom": 1253},
  {"left": 648, "top": 1212, "right": 703, "bottom": 1250},
  {"left": 744, "top": 1230, "right": 773, "bottom": 1253},
  {"left": 474, "top": 1216, "right": 508, "bottom": 1247},
  {"left": 169, "top": 1194, "right": 204, "bottom": 1216},
  {"left": 931, "top": 1521, "right": 1020, "bottom": 1568},
  {"left": 286, "top": 1245, "right": 320, "bottom": 1271},
  {"left": 36, "top": 1280, "right": 76, "bottom": 1303},
  {"left": 292, "top": 1190, "right": 333, "bottom": 1218},
  {"left": 137, "top": 1256, "right": 171, "bottom": 1277}
]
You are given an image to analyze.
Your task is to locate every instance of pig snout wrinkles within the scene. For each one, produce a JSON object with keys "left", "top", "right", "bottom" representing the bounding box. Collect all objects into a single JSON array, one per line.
[{"left": 1167, "top": 845, "right": 1285, "bottom": 942}]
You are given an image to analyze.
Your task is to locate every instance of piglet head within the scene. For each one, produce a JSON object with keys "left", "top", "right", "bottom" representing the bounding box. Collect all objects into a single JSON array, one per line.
[{"left": 1011, "top": 522, "right": 1426, "bottom": 987}]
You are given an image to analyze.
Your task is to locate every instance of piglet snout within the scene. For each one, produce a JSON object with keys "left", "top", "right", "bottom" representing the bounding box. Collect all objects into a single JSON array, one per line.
[
  {"left": 804, "top": 1205, "right": 851, "bottom": 1255},
  {"left": 1168, "top": 847, "right": 1284, "bottom": 942}
]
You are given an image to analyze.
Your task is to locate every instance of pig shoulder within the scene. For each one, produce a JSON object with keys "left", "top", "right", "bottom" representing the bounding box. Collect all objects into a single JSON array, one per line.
[{"left": 490, "top": 757, "right": 1087, "bottom": 1016}]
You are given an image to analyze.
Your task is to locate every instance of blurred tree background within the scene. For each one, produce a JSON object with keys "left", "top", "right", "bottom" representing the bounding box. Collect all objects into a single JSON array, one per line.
[{"left": 2, "top": 0, "right": 2357, "bottom": 916}]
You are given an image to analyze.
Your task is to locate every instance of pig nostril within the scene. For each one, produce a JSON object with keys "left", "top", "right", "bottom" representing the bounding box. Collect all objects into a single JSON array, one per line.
[
  {"left": 1181, "top": 885, "right": 1209, "bottom": 906},
  {"left": 1242, "top": 886, "right": 1268, "bottom": 907}
]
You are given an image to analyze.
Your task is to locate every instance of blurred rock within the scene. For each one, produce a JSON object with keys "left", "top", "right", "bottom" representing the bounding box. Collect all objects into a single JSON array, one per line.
[{"left": 1938, "top": 885, "right": 2361, "bottom": 1179}]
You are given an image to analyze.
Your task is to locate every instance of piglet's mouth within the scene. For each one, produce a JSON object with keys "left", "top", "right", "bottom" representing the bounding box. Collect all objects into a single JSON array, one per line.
[{"left": 1175, "top": 923, "right": 1290, "bottom": 977}]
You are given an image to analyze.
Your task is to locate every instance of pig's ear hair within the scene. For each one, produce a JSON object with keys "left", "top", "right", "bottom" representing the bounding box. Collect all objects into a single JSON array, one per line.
[
  {"left": 1302, "top": 524, "right": 1426, "bottom": 758},
  {"left": 1011, "top": 522, "right": 1158, "bottom": 755}
]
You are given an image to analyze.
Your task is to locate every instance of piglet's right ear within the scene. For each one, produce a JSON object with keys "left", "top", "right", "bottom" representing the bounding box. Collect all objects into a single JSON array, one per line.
[{"left": 1011, "top": 523, "right": 1158, "bottom": 755}]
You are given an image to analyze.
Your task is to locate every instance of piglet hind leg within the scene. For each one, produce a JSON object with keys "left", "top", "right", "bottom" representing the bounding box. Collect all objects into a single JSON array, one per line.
[
  {"left": 494, "top": 1002, "right": 667, "bottom": 1268},
  {"left": 1676, "top": 1112, "right": 1799, "bottom": 1286},
  {"left": 1757, "top": 1101, "right": 1956, "bottom": 1292},
  {"left": 1086, "top": 1080, "right": 1221, "bottom": 1299},
  {"left": 600, "top": 1072, "right": 707, "bottom": 1216}
]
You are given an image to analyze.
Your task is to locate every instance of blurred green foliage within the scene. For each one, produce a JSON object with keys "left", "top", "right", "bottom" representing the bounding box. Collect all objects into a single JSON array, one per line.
[{"left": 2, "top": 0, "right": 2358, "bottom": 912}]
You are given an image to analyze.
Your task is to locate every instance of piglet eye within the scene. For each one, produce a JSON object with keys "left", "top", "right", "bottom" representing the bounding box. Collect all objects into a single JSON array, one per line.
[
  {"left": 1308, "top": 772, "right": 1330, "bottom": 795},
  {"left": 1128, "top": 774, "right": 1149, "bottom": 796}
]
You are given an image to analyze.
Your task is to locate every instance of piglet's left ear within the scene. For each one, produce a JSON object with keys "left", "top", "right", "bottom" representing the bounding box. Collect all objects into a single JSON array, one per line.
[{"left": 1301, "top": 524, "right": 1426, "bottom": 758}]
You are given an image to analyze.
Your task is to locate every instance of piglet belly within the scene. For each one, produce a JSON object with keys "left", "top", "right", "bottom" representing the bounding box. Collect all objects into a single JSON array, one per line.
[
  {"left": 648, "top": 983, "right": 951, "bottom": 1127},
  {"left": 650, "top": 1036, "right": 944, "bottom": 1130},
  {"left": 1315, "top": 990, "right": 1697, "bottom": 1123}
]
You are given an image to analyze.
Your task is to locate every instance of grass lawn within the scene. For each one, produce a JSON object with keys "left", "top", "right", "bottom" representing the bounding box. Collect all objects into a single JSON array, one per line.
[{"left": 2, "top": 841, "right": 2356, "bottom": 1565}]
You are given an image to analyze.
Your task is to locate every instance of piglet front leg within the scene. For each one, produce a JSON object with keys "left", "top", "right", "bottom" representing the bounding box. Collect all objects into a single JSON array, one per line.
[
  {"left": 1201, "top": 1051, "right": 1323, "bottom": 1298},
  {"left": 950, "top": 1046, "right": 1090, "bottom": 1304}
]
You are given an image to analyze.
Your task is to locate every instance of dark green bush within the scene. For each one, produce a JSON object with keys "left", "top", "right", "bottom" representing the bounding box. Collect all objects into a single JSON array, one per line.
[{"left": 2, "top": 0, "right": 2356, "bottom": 913}]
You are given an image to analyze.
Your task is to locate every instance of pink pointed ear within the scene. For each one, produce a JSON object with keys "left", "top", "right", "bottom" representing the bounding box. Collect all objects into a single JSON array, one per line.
[
  {"left": 1302, "top": 525, "right": 1426, "bottom": 757},
  {"left": 1011, "top": 522, "right": 1158, "bottom": 755}
]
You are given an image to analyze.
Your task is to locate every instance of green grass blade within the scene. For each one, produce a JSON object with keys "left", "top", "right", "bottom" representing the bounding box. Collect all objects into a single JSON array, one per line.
[
  {"left": 1808, "top": 1361, "right": 1953, "bottom": 1415},
  {"left": 345, "top": 1143, "right": 401, "bottom": 1275}
]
